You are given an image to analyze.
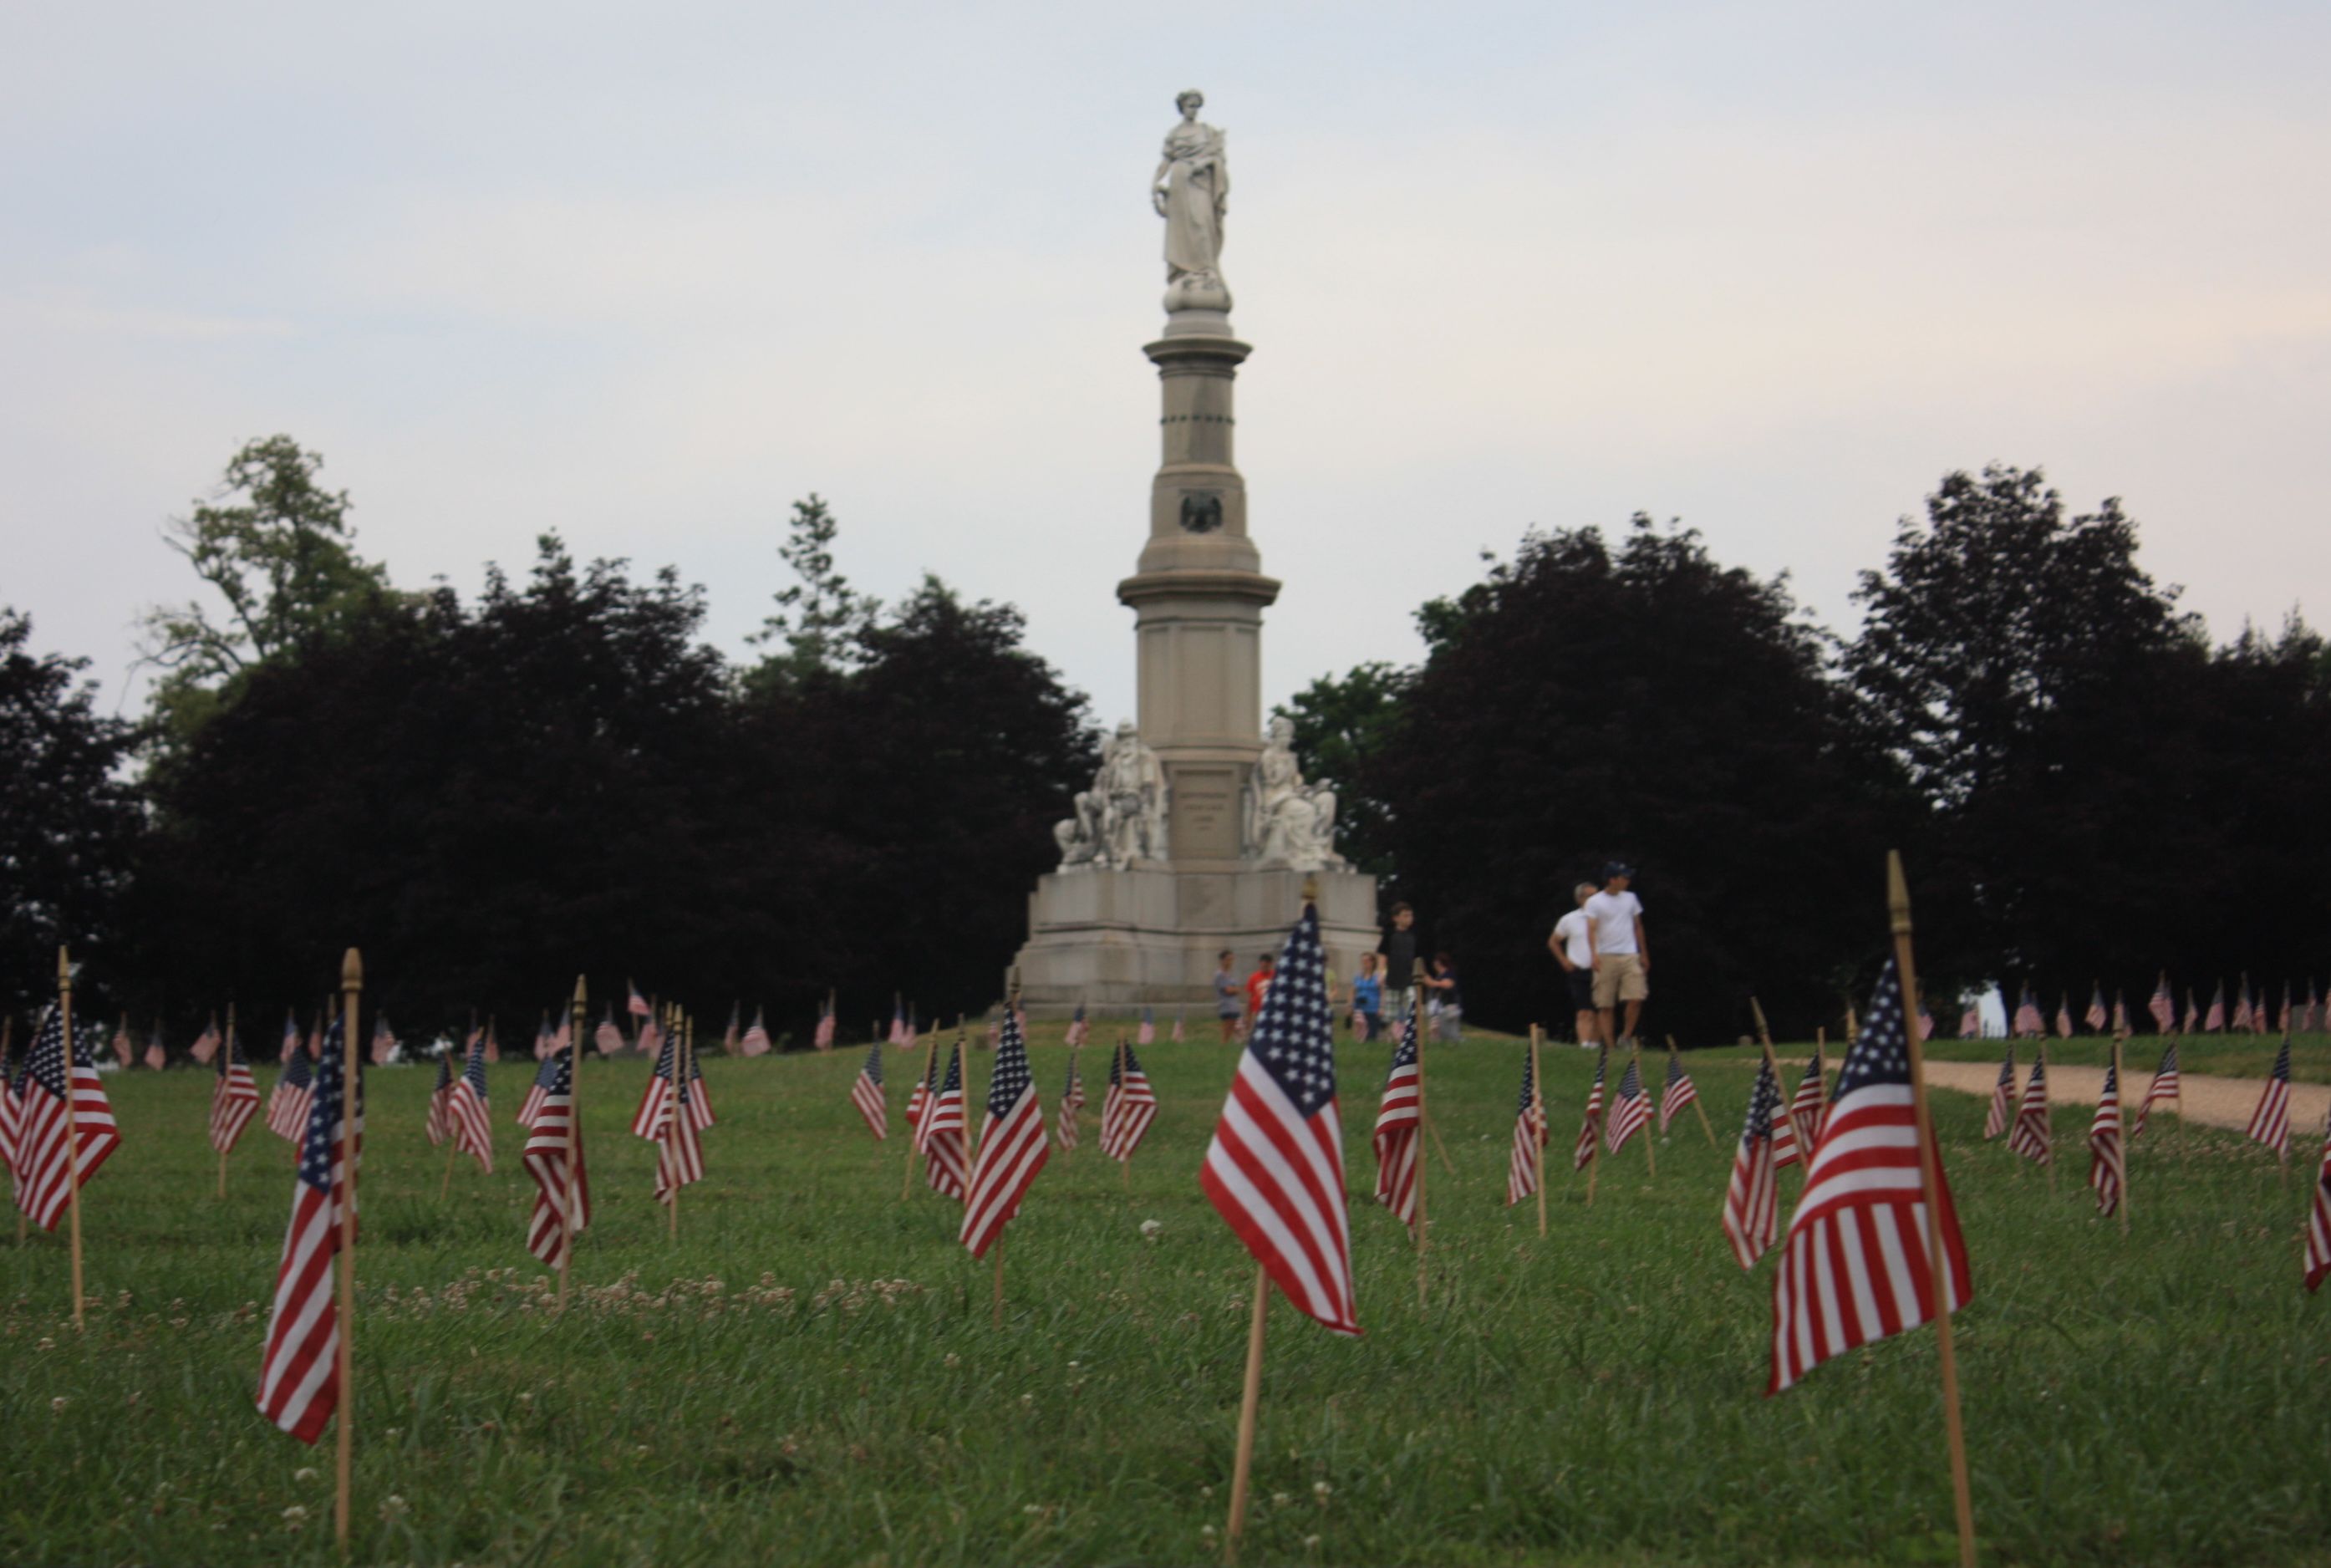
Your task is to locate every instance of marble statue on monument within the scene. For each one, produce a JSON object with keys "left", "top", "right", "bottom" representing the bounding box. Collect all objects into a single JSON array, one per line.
[
  {"left": 1153, "top": 90, "right": 1231, "bottom": 313},
  {"left": 1011, "top": 91, "right": 1377, "bottom": 1011},
  {"left": 1246, "top": 715, "right": 1345, "bottom": 872},
  {"left": 1054, "top": 720, "right": 1168, "bottom": 871}
]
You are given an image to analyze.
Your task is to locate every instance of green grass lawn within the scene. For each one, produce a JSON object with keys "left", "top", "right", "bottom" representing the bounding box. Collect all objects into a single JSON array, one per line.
[{"left": 3, "top": 1028, "right": 2324, "bottom": 1565}]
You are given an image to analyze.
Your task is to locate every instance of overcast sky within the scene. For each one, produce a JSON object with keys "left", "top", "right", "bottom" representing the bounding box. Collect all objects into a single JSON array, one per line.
[{"left": 6, "top": 3, "right": 2327, "bottom": 730}]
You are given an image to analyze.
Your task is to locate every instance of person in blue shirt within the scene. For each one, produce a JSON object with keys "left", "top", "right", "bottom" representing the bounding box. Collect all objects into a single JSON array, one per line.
[{"left": 1349, "top": 952, "right": 1384, "bottom": 1042}]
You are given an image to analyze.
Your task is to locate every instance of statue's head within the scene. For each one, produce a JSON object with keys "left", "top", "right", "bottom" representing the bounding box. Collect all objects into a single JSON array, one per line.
[
  {"left": 1268, "top": 715, "right": 1295, "bottom": 744},
  {"left": 1175, "top": 89, "right": 1204, "bottom": 116},
  {"left": 1114, "top": 719, "right": 1139, "bottom": 743}
]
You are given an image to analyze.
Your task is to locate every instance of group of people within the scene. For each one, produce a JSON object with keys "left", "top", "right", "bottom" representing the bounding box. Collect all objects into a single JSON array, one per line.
[
  {"left": 1209, "top": 901, "right": 1463, "bottom": 1046},
  {"left": 1195, "top": 863, "right": 1646, "bottom": 1051}
]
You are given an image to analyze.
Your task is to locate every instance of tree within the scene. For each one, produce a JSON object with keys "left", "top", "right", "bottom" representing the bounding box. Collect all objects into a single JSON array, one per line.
[
  {"left": 1274, "top": 661, "right": 1409, "bottom": 879},
  {"left": 746, "top": 494, "right": 874, "bottom": 694},
  {"left": 137, "top": 435, "right": 393, "bottom": 750},
  {"left": 1361, "top": 517, "right": 1893, "bottom": 1041},
  {"left": 0, "top": 611, "right": 145, "bottom": 1019},
  {"left": 1845, "top": 465, "right": 2196, "bottom": 985}
]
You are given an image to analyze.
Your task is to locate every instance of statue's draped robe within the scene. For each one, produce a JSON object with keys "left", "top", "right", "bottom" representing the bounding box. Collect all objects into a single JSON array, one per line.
[{"left": 1161, "top": 124, "right": 1226, "bottom": 280}]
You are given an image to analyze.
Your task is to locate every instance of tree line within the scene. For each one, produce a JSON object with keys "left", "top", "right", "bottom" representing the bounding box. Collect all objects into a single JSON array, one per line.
[
  {"left": 3, "top": 444, "right": 2323, "bottom": 1046},
  {"left": 1283, "top": 465, "right": 2330, "bottom": 1041}
]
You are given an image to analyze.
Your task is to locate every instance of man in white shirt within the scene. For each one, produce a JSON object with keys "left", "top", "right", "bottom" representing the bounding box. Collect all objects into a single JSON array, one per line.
[
  {"left": 1585, "top": 863, "right": 1649, "bottom": 1046},
  {"left": 1546, "top": 882, "right": 1600, "bottom": 1046}
]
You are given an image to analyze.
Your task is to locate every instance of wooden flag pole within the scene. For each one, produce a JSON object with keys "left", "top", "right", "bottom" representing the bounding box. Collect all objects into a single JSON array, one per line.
[
  {"left": 1529, "top": 1025, "right": 1548, "bottom": 1239},
  {"left": 1067, "top": 1044, "right": 1082, "bottom": 1154},
  {"left": 2114, "top": 1028, "right": 2131, "bottom": 1235},
  {"left": 1749, "top": 997, "right": 1797, "bottom": 1190},
  {"left": 220, "top": 1003, "right": 237, "bottom": 1199},
  {"left": 1632, "top": 1038, "right": 1655, "bottom": 1180},
  {"left": 57, "top": 948, "right": 85, "bottom": 1331},
  {"left": 1672, "top": 1036, "right": 1718, "bottom": 1148},
  {"left": 2039, "top": 1037, "right": 2058, "bottom": 1197},
  {"left": 1412, "top": 980, "right": 1431, "bottom": 1307},
  {"left": 335, "top": 947, "right": 363, "bottom": 1554},
  {"left": 561, "top": 975, "right": 584, "bottom": 1313},
  {"left": 1224, "top": 1261, "right": 1270, "bottom": 1563},
  {"left": 1886, "top": 853, "right": 1977, "bottom": 1568}
]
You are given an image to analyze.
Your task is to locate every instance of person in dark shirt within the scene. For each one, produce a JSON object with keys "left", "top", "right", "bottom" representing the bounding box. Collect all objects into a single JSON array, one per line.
[{"left": 1381, "top": 903, "right": 1417, "bottom": 1000}]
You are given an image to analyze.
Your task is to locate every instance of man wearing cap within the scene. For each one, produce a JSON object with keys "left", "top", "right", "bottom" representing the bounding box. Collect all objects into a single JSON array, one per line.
[{"left": 1585, "top": 863, "right": 1649, "bottom": 1046}]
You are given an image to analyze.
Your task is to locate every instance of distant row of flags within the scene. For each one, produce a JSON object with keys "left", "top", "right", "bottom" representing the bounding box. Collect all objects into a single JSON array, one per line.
[{"left": 1993, "top": 975, "right": 2323, "bottom": 1041}]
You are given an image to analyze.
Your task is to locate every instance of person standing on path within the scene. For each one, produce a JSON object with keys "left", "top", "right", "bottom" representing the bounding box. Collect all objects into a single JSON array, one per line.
[
  {"left": 1586, "top": 863, "right": 1649, "bottom": 1047},
  {"left": 1547, "top": 881, "right": 1601, "bottom": 1047},
  {"left": 1381, "top": 903, "right": 1418, "bottom": 1026},
  {"left": 1213, "top": 949, "right": 1242, "bottom": 1042}
]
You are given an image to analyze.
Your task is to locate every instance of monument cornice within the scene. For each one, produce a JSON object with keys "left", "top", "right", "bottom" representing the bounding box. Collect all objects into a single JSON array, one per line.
[{"left": 1115, "top": 568, "right": 1282, "bottom": 610}]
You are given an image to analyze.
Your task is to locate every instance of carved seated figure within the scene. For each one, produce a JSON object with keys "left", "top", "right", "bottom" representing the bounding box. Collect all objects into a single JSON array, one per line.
[
  {"left": 1248, "top": 716, "right": 1344, "bottom": 872},
  {"left": 1054, "top": 724, "right": 1168, "bottom": 872}
]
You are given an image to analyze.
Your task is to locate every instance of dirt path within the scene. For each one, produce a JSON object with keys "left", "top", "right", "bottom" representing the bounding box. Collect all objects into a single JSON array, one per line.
[{"left": 1921, "top": 1056, "right": 2331, "bottom": 1138}]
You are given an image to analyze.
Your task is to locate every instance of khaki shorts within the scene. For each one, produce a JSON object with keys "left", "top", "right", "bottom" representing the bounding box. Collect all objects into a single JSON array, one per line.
[{"left": 1593, "top": 953, "right": 1647, "bottom": 1008}]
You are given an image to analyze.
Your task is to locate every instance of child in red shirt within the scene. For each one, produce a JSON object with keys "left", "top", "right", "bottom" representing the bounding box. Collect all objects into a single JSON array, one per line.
[{"left": 1243, "top": 954, "right": 1276, "bottom": 1026}]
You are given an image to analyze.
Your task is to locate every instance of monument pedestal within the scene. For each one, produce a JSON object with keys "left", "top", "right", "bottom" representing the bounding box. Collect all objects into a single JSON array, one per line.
[{"left": 1015, "top": 865, "right": 1379, "bottom": 1016}]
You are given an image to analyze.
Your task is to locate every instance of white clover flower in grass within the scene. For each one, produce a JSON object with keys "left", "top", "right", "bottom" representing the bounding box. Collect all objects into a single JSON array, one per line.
[
  {"left": 379, "top": 1494, "right": 409, "bottom": 1523},
  {"left": 50, "top": 1397, "right": 68, "bottom": 1413},
  {"left": 281, "top": 1505, "right": 308, "bottom": 1531},
  {"left": 1140, "top": 1219, "right": 1163, "bottom": 1240},
  {"left": 1314, "top": 1481, "right": 1331, "bottom": 1505},
  {"left": 294, "top": 1468, "right": 319, "bottom": 1484}
]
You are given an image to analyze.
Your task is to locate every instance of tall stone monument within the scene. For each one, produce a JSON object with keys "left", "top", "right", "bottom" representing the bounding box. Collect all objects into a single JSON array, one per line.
[{"left": 1014, "top": 91, "right": 1380, "bottom": 1011}]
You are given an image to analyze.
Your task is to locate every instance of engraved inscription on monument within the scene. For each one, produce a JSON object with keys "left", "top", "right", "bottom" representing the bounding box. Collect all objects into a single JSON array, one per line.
[{"left": 1170, "top": 766, "right": 1240, "bottom": 860}]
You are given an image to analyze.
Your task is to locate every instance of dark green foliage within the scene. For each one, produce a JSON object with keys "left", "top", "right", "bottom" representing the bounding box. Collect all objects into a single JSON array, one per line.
[
  {"left": 0, "top": 611, "right": 146, "bottom": 1019},
  {"left": 1361, "top": 517, "right": 1891, "bottom": 1041},
  {"left": 1275, "top": 661, "right": 1409, "bottom": 879}
]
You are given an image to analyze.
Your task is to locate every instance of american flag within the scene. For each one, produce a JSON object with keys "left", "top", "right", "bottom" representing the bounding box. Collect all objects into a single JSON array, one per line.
[
  {"left": 532, "top": 1016, "right": 551, "bottom": 1061},
  {"left": 1172, "top": 1009, "right": 1185, "bottom": 1043},
  {"left": 107, "top": 1018, "right": 128, "bottom": 1069},
  {"left": 517, "top": 1046, "right": 558, "bottom": 1128},
  {"left": 2112, "top": 991, "right": 2129, "bottom": 1035},
  {"left": 2148, "top": 975, "right": 2176, "bottom": 1034},
  {"left": 1658, "top": 1047, "right": 1698, "bottom": 1133},
  {"left": 209, "top": 1023, "right": 261, "bottom": 1155},
  {"left": 280, "top": 1010, "right": 300, "bottom": 1064},
  {"left": 1199, "top": 904, "right": 1359, "bottom": 1336},
  {"left": 2244, "top": 1036, "right": 2293, "bottom": 1158},
  {"left": 1604, "top": 1055, "right": 1651, "bottom": 1154},
  {"left": 255, "top": 1023, "right": 353, "bottom": 1444},
  {"left": 2232, "top": 982, "right": 2255, "bottom": 1035},
  {"left": 628, "top": 984, "right": 652, "bottom": 1020},
  {"left": 593, "top": 1004, "right": 623, "bottom": 1057},
  {"left": 449, "top": 1031, "right": 492, "bottom": 1173},
  {"left": 483, "top": 1023, "right": 501, "bottom": 1063},
  {"left": 2013, "top": 988, "right": 2044, "bottom": 1038},
  {"left": 2053, "top": 995, "right": 2074, "bottom": 1041},
  {"left": 0, "top": 1025, "right": 24, "bottom": 1180},
  {"left": 1138, "top": 1005, "right": 1156, "bottom": 1046},
  {"left": 921, "top": 1044, "right": 968, "bottom": 1199},
  {"left": 1722, "top": 1056, "right": 1785, "bottom": 1270},
  {"left": 2181, "top": 989, "right": 2200, "bottom": 1036},
  {"left": 267, "top": 1038, "right": 315, "bottom": 1142},
  {"left": 2277, "top": 982, "right": 2292, "bottom": 1036},
  {"left": 813, "top": 1001, "right": 836, "bottom": 1052},
  {"left": 1769, "top": 959, "right": 1971, "bottom": 1394},
  {"left": 720, "top": 1005, "right": 740, "bottom": 1057},
  {"left": 2204, "top": 982, "right": 2226, "bottom": 1033},
  {"left": 1977, "top": 1042, "right": 2014, "bottom": 1140},
  {"left": 1056, "top": 1052, "right": 1084, "bottom": 1150},
  {"left": 1372, "top": 1011, "right": 1421, "bottom": 1230},
  {"left": 959, "top": 1002, "right": 1050, "bottom": 1259},
  {"left": 684, "top": 1040, "right": 715, "bottom": 1130},
  {"left": 906, "top": 1046, "right": 936, "bottom": 1143},
  {"left": 741, "top": 1007, "right": 772, "bottom": 1057},
  {"left": 2008, "top": 1051, "right": 2052, "bottom": 1165},
  {"left": 1064, "top": 1003, "right": 1090, "bottom": 1051},
  {"left": 15, "top": 1005, "right": 121, "bottom": 1232},
  {"left": 522, "top": 1049, "right": 589, "bottom": 1267},
  {"left": 1774, "top": 1050, "right": 1826, "bottom": 1170},
  {"left": 888, "top": 1001, "right": 908, "bottom": 1047},
  {"left": 2084, "top": 987, "right": 2107, "bottom": 1032},
  {"left": 851, "top": 1039, "right": 887, "bottom": 1139},
  {"left": 144, "top": 1026, "right": 165, "bottom": 1072},
  {"left": 2306, "top": 980, "right": 2322, "bottom": 1036},
  {"left": 1574, "top": 1047, "right": 1606, "bottom": 1170},
  {"left": 191, "top": 1018, "right": 221, "bottom": 1066},
  {"left": 369, "top": 1015, "right": 397, "bottom": 1067},
  {"left": 424, "top": 1051, "right": 453, "bottom": 1146},
  {"left": 2086, "top": 1058, "right": 2125, "bottom": 1217},
  {"left": 630, "top": 1021, "right": 682, "bottom": 1140},
  {"left": 901, "top": 1006, "right": 919, "bottom": 1052},
  {"left": 1102, "top": 1041, "right": 1160, "bottom": 1163},
  {"left": 654, "top": 1057, "right": 705, "bottom": 1207},
  {"left": 2133, "top": 1041, "right": 2181, "bottom": 1136},
  {"left": 2306, "top": 1111, "right": 2331, "bottom": 1295},
  {"left": 1504, "top": 1042, "right": 1547, "bottom": 1209}
]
